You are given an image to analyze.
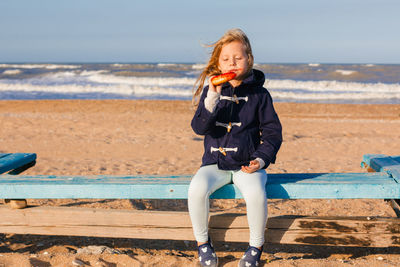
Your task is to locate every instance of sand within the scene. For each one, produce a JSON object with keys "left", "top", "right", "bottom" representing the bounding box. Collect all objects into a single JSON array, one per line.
[{"left": 0, "top": 99, "right": 400, "bottom": 266}]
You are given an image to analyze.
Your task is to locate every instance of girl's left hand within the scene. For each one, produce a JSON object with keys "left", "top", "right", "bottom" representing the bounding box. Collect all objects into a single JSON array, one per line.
[{"left": 241, "top": 160, "right": 260, "bottom": 173}]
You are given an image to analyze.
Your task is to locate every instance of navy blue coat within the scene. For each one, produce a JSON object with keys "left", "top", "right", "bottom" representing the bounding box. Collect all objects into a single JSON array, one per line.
[{"left": 191, "top": 69, "right": 282, "bottom": 171}]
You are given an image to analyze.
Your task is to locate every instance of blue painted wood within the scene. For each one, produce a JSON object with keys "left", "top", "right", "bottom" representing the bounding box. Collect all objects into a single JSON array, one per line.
[
  {"left": 362, "top": 154, "right": 387, "bottom": 170},
  {"left": 387, "top": 166, "right": 400, "bottom": 181},
  {"left": 0, "top": 153, "right": 37, "bottom": 174},
  {"left": 0, "top": 172, "right": 398, "bottom": 199},
  {"left": 362, "top": 154, "right": 400, "bottom": 182}
]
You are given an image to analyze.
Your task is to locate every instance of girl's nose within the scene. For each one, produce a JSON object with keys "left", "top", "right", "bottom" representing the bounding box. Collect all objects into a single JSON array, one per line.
[{"left": 230, "top": 58, "right": 236, "bottom": 66}]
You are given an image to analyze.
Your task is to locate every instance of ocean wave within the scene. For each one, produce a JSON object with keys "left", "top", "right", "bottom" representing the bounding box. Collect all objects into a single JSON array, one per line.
[
  {"left": 270, "top": 90, "right": 400, "bottom": 101},
  {"left": 2, "top": 69, "right": 22, "bottom": 75},
  {"left": 86, "top": 73, "right": 195, "bottom": 87},
  {"left": 1, "top": 72, "right": 399, "bottom": 102},
  {"left": 112, "top": 64, "right": 131, "bottom": 67},
  {"left": 0, "top": 82, "right": 193, "bottom": 98},
  {"left": 266, "top": 79, "right": 400, "bottom": 93},
  {"left": 157, "top": 63, "right": 178, "bottom": 67},
  {"left": 335, "top": 69, "right": 357, "bottom": 75},
  {"left": 27, "top": 70, "right": 110, "bottom": 83},
  {"left": 192, "top": 64, "right": 206, "bottom": 70},
  {"left": 0, "top": 64, "right": 81, "bottom": 69}
]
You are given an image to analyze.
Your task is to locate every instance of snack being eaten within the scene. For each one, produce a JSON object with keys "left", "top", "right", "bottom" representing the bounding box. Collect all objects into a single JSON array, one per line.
[{"left": 211, "top": 72, "right": 236, "bottom": 86}]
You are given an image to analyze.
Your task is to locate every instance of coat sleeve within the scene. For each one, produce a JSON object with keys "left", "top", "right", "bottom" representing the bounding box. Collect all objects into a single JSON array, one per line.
[
  {"left": 251, "top": 91, "right": 282, "bottom": 168},
  {"left": 191, "top": 86, "right": 219, "bottom": 135}
]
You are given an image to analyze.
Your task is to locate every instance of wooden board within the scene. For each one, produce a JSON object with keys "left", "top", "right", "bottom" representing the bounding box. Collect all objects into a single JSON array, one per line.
[
  {"left": 0, "top": 172, "right": 399, "bottom": 199},
  {"left": 1, "top": 206, "right": 400, "bottom": 247},
  {"left": 0, "top": 153, "right": 37, "bottom": 174},
  {"left": 362, "top": 154, "right": 400, "bottom": 172},
  {"left": 362, "top": 154, "right": 400, "bottom": 182}
]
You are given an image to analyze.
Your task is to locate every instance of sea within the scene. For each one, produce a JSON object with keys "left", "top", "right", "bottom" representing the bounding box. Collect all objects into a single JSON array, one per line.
[{"left": 0, "top": 63, "right": 399, "bottom": 104}]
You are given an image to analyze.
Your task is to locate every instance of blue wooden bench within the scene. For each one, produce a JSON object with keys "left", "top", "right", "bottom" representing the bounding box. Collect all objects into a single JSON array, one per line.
[
  {"left": 362, "top": 153, "right": 400, "bottom": 217},
  {"left": 0, "top": 154, "right": 398, "bottom": 199},
  {"left": 1, "top": 153, "right": 399, "bottom": 247},
  {"left": 0, "top": 153, "right": 37, "bottom": 208},
  {"left": 0, "top": 153, "right": 37, "bottom": 175}
]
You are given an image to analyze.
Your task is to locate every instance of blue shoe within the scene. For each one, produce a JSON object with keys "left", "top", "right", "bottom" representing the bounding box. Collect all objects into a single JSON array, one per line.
[
  {"left": 197, "top": 239, "right": 218, "bottom": 267},
  {"left": 238, "top": 246, "right": 262, "bottom": 267}
]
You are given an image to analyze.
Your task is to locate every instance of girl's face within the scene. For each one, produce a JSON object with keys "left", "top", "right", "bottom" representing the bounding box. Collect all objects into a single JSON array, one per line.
[{"left": 218, "top": 41, "right": 249, "bottom": 80}]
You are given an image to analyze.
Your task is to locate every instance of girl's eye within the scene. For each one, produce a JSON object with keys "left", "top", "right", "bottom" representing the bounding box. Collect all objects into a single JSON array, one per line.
[{"left": 236, "top": 57, "right": 242, "bottom": 60}]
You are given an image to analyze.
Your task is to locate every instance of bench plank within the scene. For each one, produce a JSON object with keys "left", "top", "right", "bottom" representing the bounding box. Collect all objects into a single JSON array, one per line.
[
  {"left": 362, "top": 154, "right": 400, "bottom": 171},
  {"left": 1, "top": 206, "right": 400, "bottom": 247},
  {"left": 362, "top": 154, "right": 400, "bottom": 182},
  {"left": 0, "top": 172, "right": 398, "bottom": 199},
  {"left": 0, "top": 153, "right": 37, "bottom": 174}
]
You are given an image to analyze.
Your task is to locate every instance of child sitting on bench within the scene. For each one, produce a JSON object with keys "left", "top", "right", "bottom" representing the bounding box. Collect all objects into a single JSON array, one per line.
[{"left": 189, "top": 28, "right": 282, "bottom": 267}]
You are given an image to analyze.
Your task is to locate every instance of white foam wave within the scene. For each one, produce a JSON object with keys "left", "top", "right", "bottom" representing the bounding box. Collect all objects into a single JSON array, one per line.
[
  {"left": 0, "top": 82, "right": 193, "bottom": 98},
  {"left": 270, "top": 90, "right": 400, "bottom": 100},
  {"left": 0, "top": 71, "right": 193, "bottom": 98},
  {"left": 33, "top": 70, "right": 109, "bottom": 82},
  {"left": 157, "top": 63, "right": 178, "bottom": 67},
  {"left": 192, "top": 64, "right": 206, "bottom": 70},
  {"left": 266, "top": 79, "right": 400, "bottom": 93},
  {"left": 308, "top": 63, "right": 320, "bottom": 67},
  {"left": 112, "top": 64, "right": 130, "bottom": 67},
  {"left": 335, "top": 69, "right": 357, "bottom": 75},
  {"left": 267, "top": 79, "right": 400, "bottom": 101},
  {"left": 0, "top": 64, "right": 80, "bottom": 69},
  {"left": 87, "top": 73, "right": 195, "bottom": 87},
  {"left": 2, "top": 69, "right": 22, "bottom": 75},
  {"left": 1, "top": 73, "right": 399, "bottom": 102}
]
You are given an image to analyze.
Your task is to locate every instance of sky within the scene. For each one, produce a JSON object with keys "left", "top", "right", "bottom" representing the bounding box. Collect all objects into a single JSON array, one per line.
[{"left": 1, "top": 0, "right": 399, "bottom": 64}]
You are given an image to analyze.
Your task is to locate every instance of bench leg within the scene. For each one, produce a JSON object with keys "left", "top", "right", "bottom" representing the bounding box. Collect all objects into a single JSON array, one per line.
[
  {"left": 3, "top": 160, "right": 35, "bottom": 209},
  {"left": 385, "top": 199, "right": 400, "bottom": 218},
  {"left": 4, "top": 199, "right": 27, "bottom": 209}
]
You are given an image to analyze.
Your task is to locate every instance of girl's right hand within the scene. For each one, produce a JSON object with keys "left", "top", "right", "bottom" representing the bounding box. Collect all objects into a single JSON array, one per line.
[{"left": 208, "top": 76, "right": 222, "bottom": 94}]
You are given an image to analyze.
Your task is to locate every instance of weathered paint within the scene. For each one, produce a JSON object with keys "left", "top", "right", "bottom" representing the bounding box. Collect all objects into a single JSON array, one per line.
[
  {"left": 0, "top": 153, "right": 37, "bottom": 174},
  {"left": 1, "top": 154, "right": 399, "bottom": 200},
  {"left": 362, "top": 154, "right": 400, "bottom": 182},
  {"left": 0, "top": 172, "right": 398, "bottom": 199}
]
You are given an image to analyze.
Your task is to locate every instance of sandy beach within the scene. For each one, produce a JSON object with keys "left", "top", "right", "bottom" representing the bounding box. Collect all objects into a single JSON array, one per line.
[{"left": 1, "top": 99, "right": 400, "bottom": 266}]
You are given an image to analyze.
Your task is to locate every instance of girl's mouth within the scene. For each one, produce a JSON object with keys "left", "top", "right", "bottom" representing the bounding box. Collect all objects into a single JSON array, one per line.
[{"left": 230, "top": 68, "right": 242, "bottom": 73}]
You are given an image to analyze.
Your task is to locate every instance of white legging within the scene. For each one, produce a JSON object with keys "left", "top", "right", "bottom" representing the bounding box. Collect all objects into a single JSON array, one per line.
[{"left": 188, "top": 164, "right": 268, "bottom": 247}]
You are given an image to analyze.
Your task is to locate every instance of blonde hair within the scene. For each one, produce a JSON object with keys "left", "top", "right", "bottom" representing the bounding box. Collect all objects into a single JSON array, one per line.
[{"left": 192, "top": 28, "right": 254, "bottom": 107}]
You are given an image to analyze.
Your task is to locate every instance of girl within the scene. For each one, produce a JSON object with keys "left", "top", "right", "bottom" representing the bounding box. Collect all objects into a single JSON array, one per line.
[{"left": 189, "top": 28, "right": 282, "bottom": 267}]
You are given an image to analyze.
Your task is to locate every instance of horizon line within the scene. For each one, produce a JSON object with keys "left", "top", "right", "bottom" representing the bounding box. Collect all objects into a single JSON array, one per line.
[{"left": 1, "top": 61, "right": 399, "bottom": 65}]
